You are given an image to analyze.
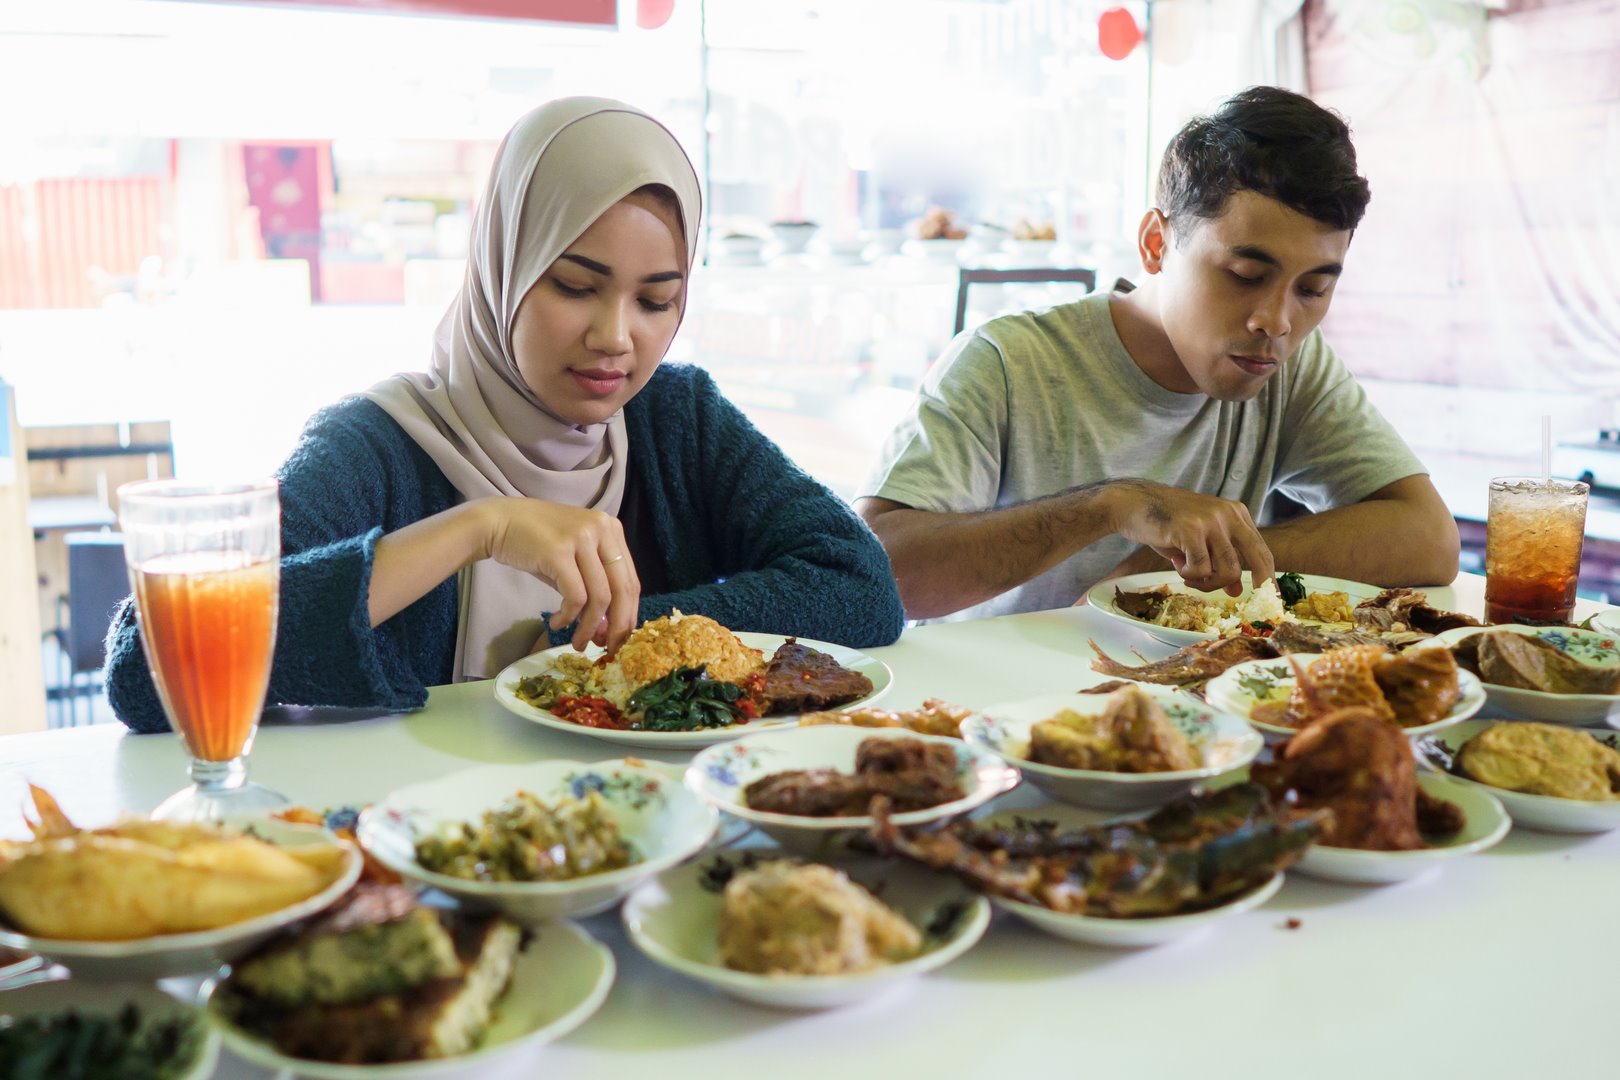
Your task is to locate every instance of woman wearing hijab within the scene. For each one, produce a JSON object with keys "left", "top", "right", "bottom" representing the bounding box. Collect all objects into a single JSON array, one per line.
[{"left": 107, "top": 98, "right": 904, "bottom": 734}]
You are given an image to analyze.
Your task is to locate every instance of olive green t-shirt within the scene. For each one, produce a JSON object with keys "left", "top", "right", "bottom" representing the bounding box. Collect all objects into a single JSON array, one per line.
[{"left": 859, "top": 291, "right": 1428, "bottom": 621}]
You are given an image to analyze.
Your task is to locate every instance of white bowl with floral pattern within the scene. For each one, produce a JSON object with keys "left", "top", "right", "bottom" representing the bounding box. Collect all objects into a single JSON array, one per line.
[
  {"left": 1205, "top": 654, "right": 1485, "bottom": 741},
  {"left": 1410, "top": 624, "right": 1620, "bottom": 726},
  {"left": 1415, "top": 719, "right": 1620, "bottom": 834},
  {"left": 685, "top": 727, "right": 1019, "bottom": 855},
  {"left": 960, "top": 686, "right": 1262, "bottom": 810},
  {"left": 358, "top": 760, "right": 717, "bottom": 922}
]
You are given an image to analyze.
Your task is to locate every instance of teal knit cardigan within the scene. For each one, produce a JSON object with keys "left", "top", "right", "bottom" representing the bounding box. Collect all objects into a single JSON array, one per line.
[{"left": 106, "top": 364, "right": 904, "bottom": 734}]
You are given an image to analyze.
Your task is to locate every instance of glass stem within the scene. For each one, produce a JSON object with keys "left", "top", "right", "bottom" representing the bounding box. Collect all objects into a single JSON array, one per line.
[{"left": 189, "top": 756, "right": 249, "bottom": 792}]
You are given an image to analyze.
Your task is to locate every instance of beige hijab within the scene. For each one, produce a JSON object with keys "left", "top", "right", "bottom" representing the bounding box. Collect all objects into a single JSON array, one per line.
[{"left": 365, "top": 98, "right": 702, "bottom": 679}]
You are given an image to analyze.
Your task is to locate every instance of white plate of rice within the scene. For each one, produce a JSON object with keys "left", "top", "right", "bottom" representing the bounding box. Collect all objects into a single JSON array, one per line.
[
  {"left": 493, "top": 615, "right": 893, "bottom": 750},
  {"left": 1085, "top": 571, "right": 1459, "bottom": 650}
]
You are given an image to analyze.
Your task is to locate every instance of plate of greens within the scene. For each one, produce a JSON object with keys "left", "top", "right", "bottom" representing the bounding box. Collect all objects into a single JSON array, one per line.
[
  {"left": 0, "top": 979, "right": 220, "bottom": 1080},
  {"left": 494, "top": 631, "right": 892, "bottom": 750}
]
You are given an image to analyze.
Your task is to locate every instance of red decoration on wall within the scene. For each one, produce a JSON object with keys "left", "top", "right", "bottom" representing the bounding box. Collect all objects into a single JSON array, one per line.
[
  {"left": 1098, "top": 7, "right": 1142, "bottom": 61},
  {"left": 636, "top": 0, "right": 674, "bottom": 29}
]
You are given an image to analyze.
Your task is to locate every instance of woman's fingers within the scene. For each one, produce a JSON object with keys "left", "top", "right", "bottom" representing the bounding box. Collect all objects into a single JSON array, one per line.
[
  {"left": 547, "top": 557, "right": 588, "bottom": 633},
  {"left": 570, "top": 547, "right": 615, "bottom": 652},
  {"left": 601, "top": 553, "right": 640, "bottom": 655}
]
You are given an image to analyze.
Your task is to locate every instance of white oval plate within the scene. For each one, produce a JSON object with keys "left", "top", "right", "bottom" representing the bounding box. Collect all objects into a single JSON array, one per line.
[
  {"left": 621, "top": 855, "right": 989, "bottom": 1010},
  {"left": 493, "top": 632, "right": 893, "bottom": 749},
  {"left": 205, "top": 918, "right": 614, "bottom": 1079},
  {"left": 960, "top": 686, "right": 1262, "bottom": 810},
  {"left": 685, "top": 726, "right": 1019, "bottom": 855},
  {"left": 358, "top": 760, "right": 717, "bottom": 922},
  {"left": 1410, "top": 624, "right": 1620, "bottom": 726},
  {"left": 0, "top": 979, "right": 220, "bottom": 1080},
  {"left": 0, "top": 819, "right": 362, "bottom": 981},
  {"left": 1415, "top": 719, "right": 1620, "bottom": 834},
  {"left": 1205, "top": 654, "right": 1485, "bottom": 741},
  {"left": 1293, "top": 774, "right": 1509, "bottom": 884},
  {"left": 968, "top": 803, "right": 1287, "bottom": 946},
  {"left": 1086, "top": 571, "right": 1459, "bottom": 649}
]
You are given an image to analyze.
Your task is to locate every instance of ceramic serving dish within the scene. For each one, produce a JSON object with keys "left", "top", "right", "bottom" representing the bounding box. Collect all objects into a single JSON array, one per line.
[
  {"left": 493, "top": 632, "right": 893, "bottom": 750},
  {"left": 205, "top": 919, "right": 614, "bottom": 1079},
  {"left": 1291, "top": 774, "right": 1510, "bottom": 885},
  {"left": 1204, "top": 654, "right": 1485, "bottom": 741},
  {"left": 1410, "top": 624, "right": 1620, "bottom": 726},
  {"left": 1415, "top": 719, "right": 1620, "bottom": 834},
  {"left": 0, "top": 819, "right": 361, "bottom": 982},
  {"left": 960, "top": 685, "right": 1262, "bottom": 810},
  {"left": 1086, "top": 571, "right": 1460, "bottom": 650},
  {"left": 685, "top": 726, "right": 1019, "bottom": 855},
  {"left": 358, "top": 759, "right": 717, "bottom": 921},
  {"left": 621, "top": 855, "right": 989, "bottom": 1010}
]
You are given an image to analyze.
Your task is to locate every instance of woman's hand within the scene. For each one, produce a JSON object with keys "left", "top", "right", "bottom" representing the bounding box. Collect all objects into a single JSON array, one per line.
[{"left": 482, "top": 497, "right": 641, "bottom": 653}]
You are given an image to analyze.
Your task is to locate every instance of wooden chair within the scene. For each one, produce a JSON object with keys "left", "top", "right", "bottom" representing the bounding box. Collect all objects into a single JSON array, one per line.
[
  {"left": 46, "top": 531, "right": 129, "bottom": 727},
  {"left": 952, "top": 267, "right": 1098, "bottom": 335}
]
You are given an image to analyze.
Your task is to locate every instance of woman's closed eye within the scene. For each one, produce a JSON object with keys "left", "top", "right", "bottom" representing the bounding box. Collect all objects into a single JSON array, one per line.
[
  {"left": 551, "top": 279, "right": 594, "bottom": 298},
  {"left": 639, "top": 296, "right": 676, "bottom": 313}
]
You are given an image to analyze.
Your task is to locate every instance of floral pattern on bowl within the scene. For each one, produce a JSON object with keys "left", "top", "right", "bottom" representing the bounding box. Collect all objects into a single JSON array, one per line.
[
  {"left": 1205, "top": 654, "right": 1485, "bottom": 741},
  {"left": 358, "top": 760, "right": 717, "bottom": 922},
  {"left": 684, "top": 727, "right": 1019, "bottom": 855},
  {"left": 1411, "top": 624, "right": 1620, "bottom": 727},
  {"left": 960, "top": 686, "right": 1261, "bottom": 811}
]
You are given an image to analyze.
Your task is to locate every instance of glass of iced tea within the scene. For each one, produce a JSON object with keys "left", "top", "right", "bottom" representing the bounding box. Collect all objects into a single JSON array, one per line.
[
  {"left": 1484, "top": 476, "right": 1589, "bottom": 626},
  {"left": 118, "top": 479, "right": 286, "bottom": 821}
]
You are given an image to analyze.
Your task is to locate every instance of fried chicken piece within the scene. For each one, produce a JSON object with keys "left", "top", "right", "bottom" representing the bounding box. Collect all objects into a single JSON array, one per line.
[
  {"left": 1281, "top": 646, "right": 1395, "bottom": 728},
  {"left": 1374, "top": 647, "right": 1461, "bottom": 727},
  {"left": 1251, "top": 708, "right": 1428, "bottom": 850},
  {"left": 1028, "top": 686, "right": 1198, "bottom": 773}
]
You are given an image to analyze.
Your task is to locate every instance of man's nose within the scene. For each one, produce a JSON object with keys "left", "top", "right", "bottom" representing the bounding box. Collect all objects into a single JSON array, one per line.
[{"left": 1247, "top": 286, "right": 1293, "bottom": 340}]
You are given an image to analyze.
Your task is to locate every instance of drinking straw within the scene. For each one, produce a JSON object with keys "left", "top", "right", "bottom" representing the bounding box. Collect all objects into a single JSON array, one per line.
[{"left": 1542, "top": 414, "right": 1552, "bottom": 484}]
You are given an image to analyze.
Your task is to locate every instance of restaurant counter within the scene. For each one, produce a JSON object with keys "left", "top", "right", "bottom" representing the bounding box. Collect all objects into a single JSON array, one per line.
[{"left": 0, "top": 573, "right": 1613, "bottom": 1079}]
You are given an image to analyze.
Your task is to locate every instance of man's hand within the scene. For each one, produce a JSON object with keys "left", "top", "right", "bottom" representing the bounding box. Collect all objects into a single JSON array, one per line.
[{"left": 1100, "top": 480, "right": 1274, "bottom": 595}]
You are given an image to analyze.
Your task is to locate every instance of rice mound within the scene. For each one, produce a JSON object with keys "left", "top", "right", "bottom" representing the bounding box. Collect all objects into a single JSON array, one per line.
[
  {"left": 1208, "top": 579, "right": 1286, "bottom": 636},
  {"left": 595, "top": 611, "right": 765, "bottom": 706}
]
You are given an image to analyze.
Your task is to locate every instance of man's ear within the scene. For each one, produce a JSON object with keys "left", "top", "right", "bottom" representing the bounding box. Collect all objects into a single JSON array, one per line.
[{"left": 1138, "top": 208, "right": 1169, "bottom": 274}]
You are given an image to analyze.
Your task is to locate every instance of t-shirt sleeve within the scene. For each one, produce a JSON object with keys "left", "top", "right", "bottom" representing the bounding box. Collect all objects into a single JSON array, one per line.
[
  {"left": 857, "top": 330, "right": 1010, "bottom": 512},
  {"left": 1271, "top": 333, "right": 1428, "bottom": 512}
]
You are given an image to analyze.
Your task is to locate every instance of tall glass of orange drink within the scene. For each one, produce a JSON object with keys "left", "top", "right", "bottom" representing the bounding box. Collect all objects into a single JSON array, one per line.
[{"left": 118, "top": 479, "right": 286, "bottom": 820}]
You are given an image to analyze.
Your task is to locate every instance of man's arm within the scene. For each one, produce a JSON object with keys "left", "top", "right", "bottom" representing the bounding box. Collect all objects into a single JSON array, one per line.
[
  {"left": 1100, "top": 474, "right": 1459, "bottom": 589},
  {"left": 1263, "top": 474, "right": 1459, "bottom": 586},
  {"left": 857, "top": 479, "right": 1274, "bottom": 620}
]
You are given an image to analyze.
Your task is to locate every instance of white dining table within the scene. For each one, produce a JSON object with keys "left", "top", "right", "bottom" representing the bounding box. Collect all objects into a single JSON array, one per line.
[{"left": 2, "top": 573, "right": 1614, "bottom": 1080}]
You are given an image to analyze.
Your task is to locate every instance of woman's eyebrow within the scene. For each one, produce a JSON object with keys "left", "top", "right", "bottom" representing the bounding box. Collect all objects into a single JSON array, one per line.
[
  {"left": 560, "top": 253, "right": 612, "bottom": 275},
  {"left": 558, "top": 253, "right": 683, "bottom": 285}
]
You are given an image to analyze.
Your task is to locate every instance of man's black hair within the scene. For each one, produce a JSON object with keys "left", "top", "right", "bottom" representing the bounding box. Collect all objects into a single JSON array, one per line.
[{"left": 1156, "top": 85, "right": 1370, "bottom": 239}]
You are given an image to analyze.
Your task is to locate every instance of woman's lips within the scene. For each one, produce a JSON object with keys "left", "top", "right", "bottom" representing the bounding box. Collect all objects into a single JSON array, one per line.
[
  {"left": 569, "top": 368, "right": 629, "bottom": 396},
  {"left": 1230, "top": 354, "right": 1278, "bottom": 376}
]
